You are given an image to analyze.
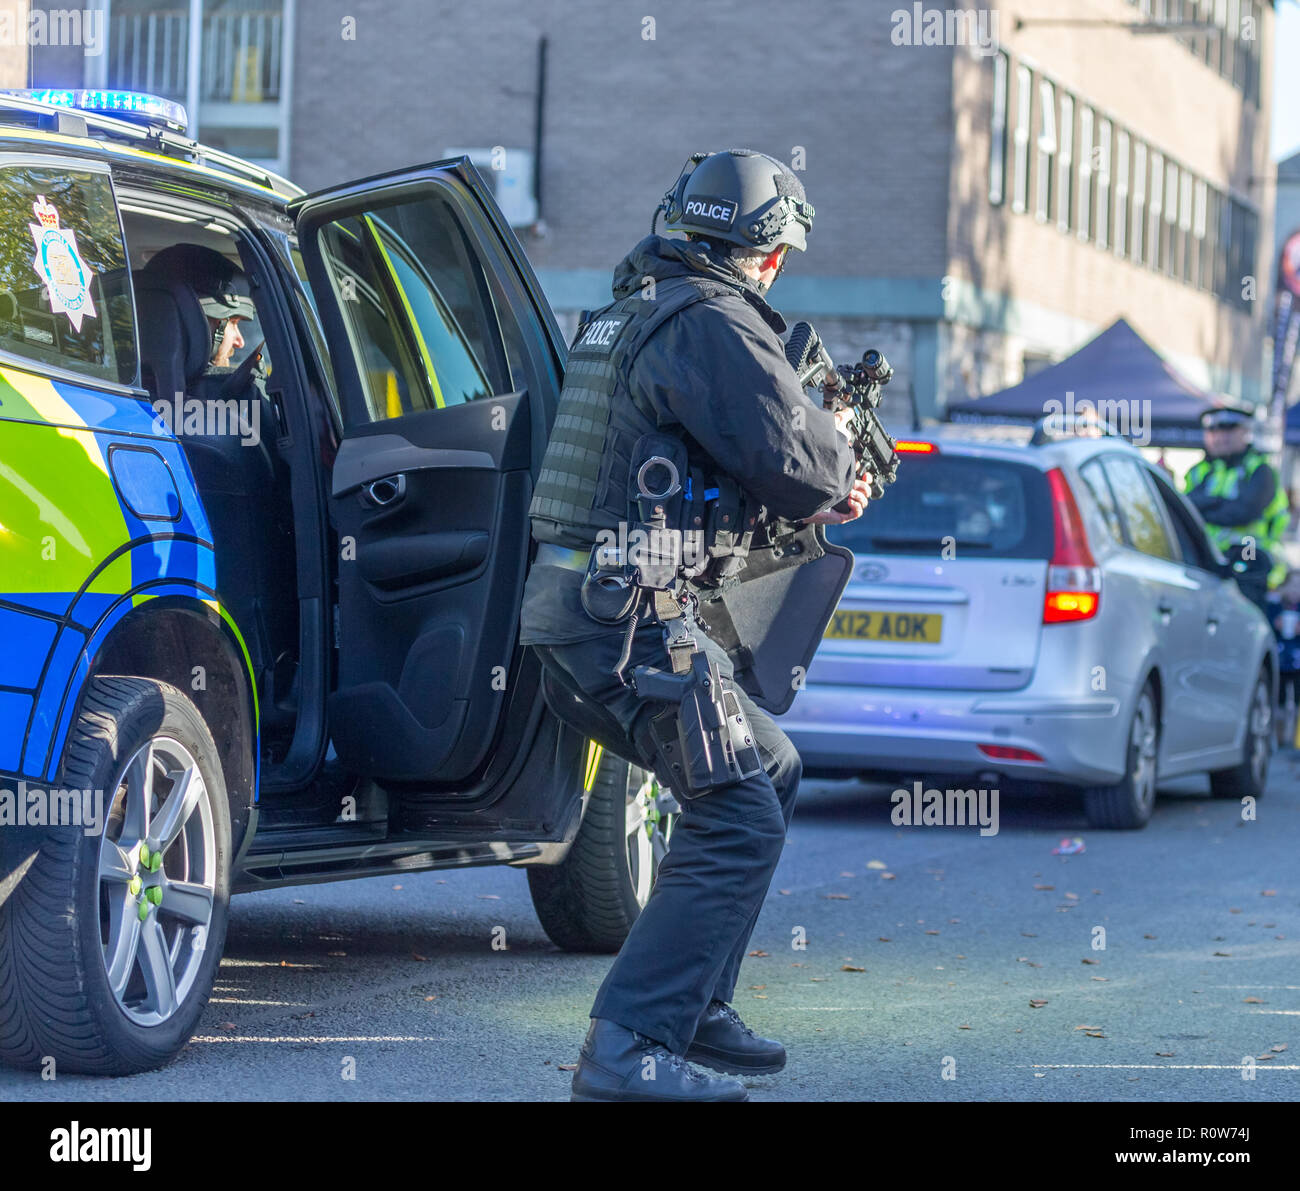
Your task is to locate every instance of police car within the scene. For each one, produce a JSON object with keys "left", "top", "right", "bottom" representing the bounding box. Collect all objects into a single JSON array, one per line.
[{"left": 0, "top": 89, "right": 684, "bottom": 1075}]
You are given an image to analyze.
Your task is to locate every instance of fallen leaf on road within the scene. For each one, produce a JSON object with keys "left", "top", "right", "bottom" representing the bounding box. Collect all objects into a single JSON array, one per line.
[
  {"left": 1065, "top": 892, "right": 1079, "bottom": 900},
  {"left": 1155, "top": 1051, "right": 1175, "bottom": 1057},
  {"left": 778, "top": 889, "right": 791, "bottom": 895},
  {"left": 327, "top": 950, "right": 346, "bottom": 957},
  {"left": 825, "top": 893, "right": 850, "bottom": 900},
  {"left": 1084, "top": 1031, "right": 1106, "bottom": 1038},
  {"left": 925, "top": 930, "right": 940, "bottom": 935},
  {"left": 750, "top": 984, "right": 766, "bottom": 990},
  {"left": 1081, "top": 958, "right": 1099, "bottom": 965},
  {"left": 881, "top": 872, "right": 896, "bottom": 880},
  {"left": 219, "top": 1022, "right": 237, "bottom": 1031},
  {"left": 1091, "top": 977, "right": 1109, "bottom": 982},
  {"left": 1144, "top": 933, "right": 1157, "bottom": 939},
  {"left": 959, "top": 1024, "right": 971, "bottom": 1030},
  {"left": 1272, "top": 1043, "right": 1288, "bottom": 1053},
  {"left": 558, "top": 1064, "right": 577, "bottom": 1071},
  {"left": 292, "top": 898, "right": 304, "bottom": 904},
  {"left": 867, "top": 860, "right": 888, "bottom": 869},
  {"left": 411, "top": 953, "right": 428, "bottom": 962},
  {"left": 392, "top": 884, "right": 403, "bottom": 890},
  {"left": 1017, "top": 957, "right": 1042, "bottom": 967},
  {"left": 1229, "top": 907, "right": 1242, "bottom": 914},
  {"left": 1074, "top": 1025, "right": 1103, "bottom": 1031},
  {"left": 1243, "top": 996, "right": 1264, "bottom": 1003},
  {"left": 1262, "top": 890, "right": 1277, "bottom": 897},
  {"left": 753, "top": 994, "right": 768, "bottom": 998},
  {"left": 842, "top": 965, "right": 865, "bottom": 972},
  {"left": 477, "top": 894, "right": 500, "bottom": 900},
  {"left": 1029, "top": 999, "right": 1048, "bottom": 1008},
  {"left": 1213, "top": 951, "right": 1231, "bottom": 957},
  {"left": 1256, "top": 1053, "right": 1275, "bottom": 1061},
  {"left": 878, "top": 937, "right": 892, "bottom": 942},
  {"left": 1033, "top": 884, "right": 1054, "bottom": 891},
  {"left": 1021, "top": 931, "right": 1037, "bottom": 937},
  {"left": 424, "top": 996, "right": 437, "bottom": 1001},
  {"left": 840, "top": 871, "right": 855, "bottom": 878},
  {"left": 809, "top": 977, "right": 827, "bottom": 982}
]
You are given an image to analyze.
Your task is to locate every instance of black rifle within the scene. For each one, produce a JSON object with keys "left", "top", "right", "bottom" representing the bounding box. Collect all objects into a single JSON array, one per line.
[{"left": 784, "top": 321, "right": 899, "bottom": 511}]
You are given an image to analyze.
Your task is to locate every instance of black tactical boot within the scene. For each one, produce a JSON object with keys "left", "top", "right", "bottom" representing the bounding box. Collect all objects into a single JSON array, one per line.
[
  {"left": 569, "top": 1017, "right": 748, "bottom": 1102},
  {"left": 684, "top": 1000, "right": 787, "bottom": 1075}
]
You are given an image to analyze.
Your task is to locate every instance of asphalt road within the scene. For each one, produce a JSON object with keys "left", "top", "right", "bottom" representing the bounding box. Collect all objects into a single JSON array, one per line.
[{"left": 3, "top": 756, "right": 1298, "bottom": 1103}]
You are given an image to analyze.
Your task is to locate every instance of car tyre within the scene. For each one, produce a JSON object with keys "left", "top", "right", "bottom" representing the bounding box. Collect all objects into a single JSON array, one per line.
[
  {"left": 527, "top": 751, "right": 678, "bottom": 953},
  {"left": 1209, "top": 669, "right": 1273, "bottom": 800},
  {"left": 0, "top": 677, "right": 231, "bottom": 1075},
  {"left": 1082, "top": 682, "right": 1159, "bottom": 830}
]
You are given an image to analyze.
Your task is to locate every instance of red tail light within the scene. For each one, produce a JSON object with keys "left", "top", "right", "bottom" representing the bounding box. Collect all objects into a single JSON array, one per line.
[
  {"left": 895, "top": 440, "right": 937, "bottom": 454},
  {"left": 978, "top": 744, "right": 1045, "bottom": 762},
  {"left": 1043, "top": 468, "right": 1100, "bottom": 624}
]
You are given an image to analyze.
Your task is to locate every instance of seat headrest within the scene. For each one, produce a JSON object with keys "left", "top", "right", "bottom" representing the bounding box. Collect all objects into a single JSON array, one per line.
[{"left": 133, "top": 274, "right": 212, "bottom": 393}]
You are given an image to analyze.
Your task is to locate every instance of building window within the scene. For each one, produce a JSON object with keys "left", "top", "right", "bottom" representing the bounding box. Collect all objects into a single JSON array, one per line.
[
  {"left": 1035, "top": 78, "right": 1056, "bottom": 222},
  {"left": 1193, "top": 178, "right": 1208, "bottom": 290},
  {"left": 1057, "top": 92, "right": 1074, "bottom": 232},
  {"left": 1179, "top": 170, "right": 1194, "bottom": 284},
  {"left": 1077, "top": 106, "right": 1094, "bottom": 241},
  {"left": 1148, "top": 151, "right": 1164, "bottom": 272},
  {"left": 1131, "top": 142, "right": 1147, "bottom": 266},
  {"left": 1012, "top": 65, "right": 1032, "bottom": 214},
  {"left": 1096, "top": 119, "right": 1112, "bottom": 251},
  {"left": 989, "top": 51, "right": 1009, "bottom": 205},
  {"left": 1114, "top": 129, "right": 1130, "bottom": 259},
  {"left": 1164, "top": 160, "right": 1179, "bottom": 278}
]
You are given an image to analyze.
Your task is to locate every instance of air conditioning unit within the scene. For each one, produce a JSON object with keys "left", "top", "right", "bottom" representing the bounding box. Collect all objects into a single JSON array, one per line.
[{"left": 444, "top": 147, "right": 538, "bottom": 228}]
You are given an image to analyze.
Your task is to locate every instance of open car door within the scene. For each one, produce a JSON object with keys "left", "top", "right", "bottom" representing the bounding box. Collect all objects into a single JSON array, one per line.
[{"left": 290, "top": 159, "right": 565, "bottom": 784}]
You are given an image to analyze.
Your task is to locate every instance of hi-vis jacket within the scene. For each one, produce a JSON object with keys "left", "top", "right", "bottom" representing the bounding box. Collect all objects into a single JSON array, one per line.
[{"left": 1184, "top": 447, "right": 1289, "bottom": 584}]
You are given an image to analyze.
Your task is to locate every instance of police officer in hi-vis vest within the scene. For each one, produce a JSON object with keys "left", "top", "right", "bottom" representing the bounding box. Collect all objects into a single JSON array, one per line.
[
  {"left": 518, "top": 149, "right": 871, "bottom": 1101},
  {"left": 1184, "top": 407, "right": 1289, "bottom": 613}
]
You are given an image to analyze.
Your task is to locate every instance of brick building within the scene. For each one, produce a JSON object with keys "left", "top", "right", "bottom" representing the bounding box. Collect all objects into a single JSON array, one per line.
[{"left": 27, "top": 0, "right": 1277, "bottom": 415}]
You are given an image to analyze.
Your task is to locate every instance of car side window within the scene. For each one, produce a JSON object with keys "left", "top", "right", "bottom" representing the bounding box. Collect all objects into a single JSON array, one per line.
[
  {"left": 1078, "top": 458, "right": 1125, "bottom": 544},
  {"left": 0, "top": 162, "right": 137, "bottom": 386},
  {"left": 1100, "top": 455, "right": 1177, "bottom": 561},
  {"left": 1148, "top": 467, "right": 1218, "bottom": 570},
  {"left": 313, "top": 193, "right": 513, "bottom": 424}
]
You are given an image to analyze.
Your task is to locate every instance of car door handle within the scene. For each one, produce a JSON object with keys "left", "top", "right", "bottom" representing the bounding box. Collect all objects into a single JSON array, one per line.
[
  {"left": 1157, "top": 602, "right": 1174, "bottom": 619},
  {"left": 1206, "top": 616, "right": 1219, "bottom": 635},
  {"left": 361, "top": 474, "right": 406, "bottom": 508}
]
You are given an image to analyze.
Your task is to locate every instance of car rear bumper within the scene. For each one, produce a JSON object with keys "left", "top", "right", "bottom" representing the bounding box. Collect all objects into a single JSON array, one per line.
[{"left": 780, "top": 683, "right": 1129, "bottom": 787}]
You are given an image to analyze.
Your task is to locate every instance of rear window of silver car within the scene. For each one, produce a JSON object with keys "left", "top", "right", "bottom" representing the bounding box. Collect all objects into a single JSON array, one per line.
[{"left": 826, "top": 453, "right": 1053, "bottom": 559}]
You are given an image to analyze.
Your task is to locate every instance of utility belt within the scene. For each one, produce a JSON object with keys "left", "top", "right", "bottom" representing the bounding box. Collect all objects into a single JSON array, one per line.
[{"left": 567, "top": 432, "right": 765, "bottom": 798}]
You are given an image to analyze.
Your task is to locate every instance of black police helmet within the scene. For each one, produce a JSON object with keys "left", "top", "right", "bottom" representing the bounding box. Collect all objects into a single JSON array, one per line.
[
  {"left": 145, "top": 242, "right": 256, "bottom": 321},
  {"left": 660, "top": 149, "right": 813, "bottom": 253}
]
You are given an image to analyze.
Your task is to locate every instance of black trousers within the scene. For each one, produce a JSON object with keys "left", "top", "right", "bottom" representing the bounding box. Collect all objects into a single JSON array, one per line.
[{"left": 534, "top": 620, "right": 801, "bottom": 1056}]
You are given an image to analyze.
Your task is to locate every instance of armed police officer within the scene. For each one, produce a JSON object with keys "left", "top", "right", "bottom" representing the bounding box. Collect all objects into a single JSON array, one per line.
[
  {"left": 519, "top": 149, "right": 872, "bottom": 1102},
  {"left": 1185, "top": 407, "right": 1289, "bottom": 613}
]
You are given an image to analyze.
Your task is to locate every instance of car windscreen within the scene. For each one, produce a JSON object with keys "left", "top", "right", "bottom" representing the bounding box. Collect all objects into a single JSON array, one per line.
[{"left": 825, "top": 452, "right": 1054, "bottom": 560}]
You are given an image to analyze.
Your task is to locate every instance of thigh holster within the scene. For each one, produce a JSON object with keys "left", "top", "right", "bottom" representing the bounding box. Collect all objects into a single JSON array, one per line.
[{"left": 630, "top": 646, "right": 764, "bottom": 798}]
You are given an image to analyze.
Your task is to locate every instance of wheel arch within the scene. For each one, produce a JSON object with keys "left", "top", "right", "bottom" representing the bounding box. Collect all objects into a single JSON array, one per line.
[{"left": 74, "top": 597, "right": 258, "bottom": 858}]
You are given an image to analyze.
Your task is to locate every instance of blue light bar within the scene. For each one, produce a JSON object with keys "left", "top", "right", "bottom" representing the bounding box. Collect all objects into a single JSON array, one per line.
[{"left": 1, "top": 88, "right": 189, "bottom": 134}]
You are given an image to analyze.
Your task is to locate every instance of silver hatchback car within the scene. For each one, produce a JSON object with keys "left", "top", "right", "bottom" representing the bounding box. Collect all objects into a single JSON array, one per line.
[{"left": 780, "top": 425, "right": 1277, "bottom": 828}]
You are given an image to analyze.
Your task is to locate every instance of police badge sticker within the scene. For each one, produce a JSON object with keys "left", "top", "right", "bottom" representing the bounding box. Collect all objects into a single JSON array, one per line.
[{"left": 29, "top": 195, "right": 96, "bottom": 331}]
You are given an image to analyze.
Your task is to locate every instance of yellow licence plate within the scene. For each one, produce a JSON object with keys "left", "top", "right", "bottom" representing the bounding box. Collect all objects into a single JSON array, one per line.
[{"left": 825, "top": 610, "right": 943, "bottom": 644}]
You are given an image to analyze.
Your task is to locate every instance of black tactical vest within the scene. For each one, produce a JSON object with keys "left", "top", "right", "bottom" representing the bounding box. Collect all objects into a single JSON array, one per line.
[{"left": 530, "top": 274, "right": 739, "bottom": 551}]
